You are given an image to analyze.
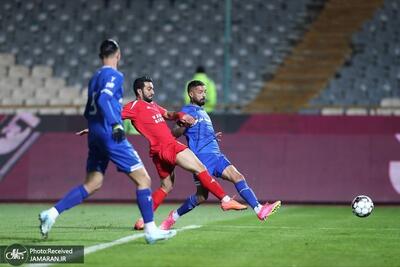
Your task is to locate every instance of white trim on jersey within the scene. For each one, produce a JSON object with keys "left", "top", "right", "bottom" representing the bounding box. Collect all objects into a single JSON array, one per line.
[
  {"left": 130, "top": 100, "right": 138, "bottom": 109},
  {"left": 101, "top": 88, "right": 113, "bottom": 96},
  {"left": 130, "top": 162, "right": 144, "bottom": 172}
]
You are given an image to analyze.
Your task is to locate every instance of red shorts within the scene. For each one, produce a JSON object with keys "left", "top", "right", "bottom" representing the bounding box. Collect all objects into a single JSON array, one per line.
[{"left": 152, "top": 141, "right": 187, "bottom": 179}]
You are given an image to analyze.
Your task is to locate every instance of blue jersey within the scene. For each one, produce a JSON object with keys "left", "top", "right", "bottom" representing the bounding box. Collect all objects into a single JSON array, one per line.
[
  {"left": 84, "top": 66, "right": 124, "bottom": 131},
  {"left": 83, "top": 66, "right": 143, "bottom": 174},
  {"left": 181, "top": 104, "right": 220, "bottom": 155}
]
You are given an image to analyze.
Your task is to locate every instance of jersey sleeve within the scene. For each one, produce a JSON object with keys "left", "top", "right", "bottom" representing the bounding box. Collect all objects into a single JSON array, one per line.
[
  {"left": 181, "top": 105, "right": 196, "bottom": 117},
  {"left": 97, "top": 70, "right": 124, "bottom": 126},
  {"left": 99, "top": 70, "right": 123, "bottom": 97},
  {"left": 121, "top": 101, "right": 138, "bottom": 121}
]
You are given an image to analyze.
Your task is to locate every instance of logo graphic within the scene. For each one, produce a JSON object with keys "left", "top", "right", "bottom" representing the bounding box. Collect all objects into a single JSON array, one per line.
[
  {"left": 0, "top": 245, "right": 84, "bottom": 265},
  {"left": 0, "top": 113, "right": 40, "bottom": 181},
  {"left": 4, "top": 244, "right": 29, "bottom": 266},
  {"left": 389, "top": 134, "right": 400, "bottom": 194}
]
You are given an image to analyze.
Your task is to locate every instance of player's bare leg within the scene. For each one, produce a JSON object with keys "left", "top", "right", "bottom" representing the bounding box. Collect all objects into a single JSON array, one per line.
[
  {"left": 221, "top": 165, "right": 281, "bottom": 220},
  {"left": 175, "top": 148, "right": 246, "bottom": 210},
  {"left": 39, "top": 171, "right": 103, "bottom": 238},
  {"left": 83, "top": 171, "right": 104, "bottom": 194},
  {"left": 160, "top": 185, "right": 209, "bottom": 230}
]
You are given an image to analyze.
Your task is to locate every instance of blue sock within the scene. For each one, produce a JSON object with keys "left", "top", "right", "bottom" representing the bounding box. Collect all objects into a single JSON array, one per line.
[
  {"left": 177, "top": 195, "right": 199, "bottom": 216},
  {"left": 54, "top": 185, "right": 89, "bottom": 214},
  {"left": 136, "top": 188, "right": 154, "bottom": 223},
  {"left": 235, "top": 180, "right": 259, "bottom": 209}
]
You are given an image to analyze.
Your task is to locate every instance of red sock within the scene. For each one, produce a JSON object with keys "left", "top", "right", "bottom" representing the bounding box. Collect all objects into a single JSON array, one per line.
[
  {"left": 196, "top": 171, "right": 226, "bottom": 200},
  {"left": 152, "top": 188, "right": 167, "bottom": 211}
]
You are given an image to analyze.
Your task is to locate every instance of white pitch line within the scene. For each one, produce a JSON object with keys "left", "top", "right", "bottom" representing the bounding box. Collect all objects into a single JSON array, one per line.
[
  {"left": 205, "top": 225, "right": 400, "bottom": 231},
  {"left": 28, "top": 225, "right": 202, "bottom": 267},
  {"left": 85, "top": 224, "right": 201, "bottom": 255}
]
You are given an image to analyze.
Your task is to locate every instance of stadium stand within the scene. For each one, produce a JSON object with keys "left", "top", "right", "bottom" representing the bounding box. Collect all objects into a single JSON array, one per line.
[
  {"left": 307, "top": 0, "right": 400, "bottom": 115},
  {"left": 0, "top": 0, "right": 321, "bottom": 113},
  {"left": 245, "top": 0, "right": 385, "bottom": 113}
]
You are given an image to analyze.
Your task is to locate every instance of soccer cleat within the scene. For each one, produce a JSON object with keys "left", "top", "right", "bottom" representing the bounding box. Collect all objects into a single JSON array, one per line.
[
  {"left": 145, "top": 229, "right": 177, "bottom": 244},
  {"left": 133, "top": 218, "right": 144, "bottom": 230},
  {"left": 39, "top": 210, "right": 56, "bottom": 238},
  {"left": 159, "top": 211, "right": 176, "bottom": 230},
  {"left": 221, "top": 197, "right": 247, "bottom": 211},
  {"left": 257, "top": 200, "right": 281, "bottom": 221}
]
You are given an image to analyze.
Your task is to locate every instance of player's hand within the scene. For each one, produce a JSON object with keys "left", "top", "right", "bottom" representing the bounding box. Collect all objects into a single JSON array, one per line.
[
  {"left": 177, "top": 112, "right": 195, "bottom": 126},
  {"left": 215, "top": 132, "right": 223, "bottom": 142},
  {"left": 112, "top": 123, "right": 125, "bottom": 143},
  {"left": 75, "top": 128, "right": 89, "bottom": 136}
]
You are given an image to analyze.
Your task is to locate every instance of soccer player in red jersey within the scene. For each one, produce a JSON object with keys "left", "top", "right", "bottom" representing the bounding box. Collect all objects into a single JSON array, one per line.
[{"left": 122, "top": 76, "right": 247, "bottom": 230}]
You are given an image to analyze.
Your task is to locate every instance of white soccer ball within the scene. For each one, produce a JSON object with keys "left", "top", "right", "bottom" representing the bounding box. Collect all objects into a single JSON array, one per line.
[{"left": 351, "top": 195, "right": 374, "bottom": 217}]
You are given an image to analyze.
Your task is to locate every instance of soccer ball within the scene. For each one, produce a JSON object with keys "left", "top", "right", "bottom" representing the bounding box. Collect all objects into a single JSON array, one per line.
[{"left": 351, "top": 195, "right": 374, "bottom": 217}]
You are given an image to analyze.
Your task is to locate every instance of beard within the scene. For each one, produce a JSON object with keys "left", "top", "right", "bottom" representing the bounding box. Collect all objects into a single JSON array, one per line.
[
  {"left": 193, "top": 98, "right": 205, "bottom": 106},
  {"left": 143, "top": 95, "right": 153, "bottom": 103}
]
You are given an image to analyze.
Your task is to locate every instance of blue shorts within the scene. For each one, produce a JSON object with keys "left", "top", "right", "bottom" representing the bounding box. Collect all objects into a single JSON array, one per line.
[
  {"left": 193, "top": 153, "right": 231, "bottom": 185},
  {"left": 86, "top": 133, "right": 143, "bottom": 174}
]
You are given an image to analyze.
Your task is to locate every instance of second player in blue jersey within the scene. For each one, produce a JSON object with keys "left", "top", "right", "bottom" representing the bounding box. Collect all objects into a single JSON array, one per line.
[{"left": 159, "top": 80, "right": 282, "bottom": 230}]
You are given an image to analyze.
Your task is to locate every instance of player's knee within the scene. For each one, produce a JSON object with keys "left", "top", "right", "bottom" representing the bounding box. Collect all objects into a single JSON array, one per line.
[
  {"left": 137, "top": 175, "right": 151, "bottom": 188},
  {"left": 128, "top": 168, "right": 151, "bottom": 188},
  {"left": 161, "top": 182, "right": 173, "bottom": 193},
  {"left": 231, "top": 174, "right": 244, "bottom": 183},
  {"left": 225, "top": 170, "right": 244, "bottom": 183}
]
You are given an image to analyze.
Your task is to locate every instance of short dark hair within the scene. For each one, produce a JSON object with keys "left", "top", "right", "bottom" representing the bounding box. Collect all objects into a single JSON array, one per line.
[
  {"left": 187, "top": 80, "right": 205, "bottom": 94},
  {"left": 196, "top": 66, "right": 205, "bottom": 73},
  {"left": 99, "top": 39, "right": 119, "bottom": 59},
  {"left": 133, "top": 76, "right": 153, "bottom": 96}
]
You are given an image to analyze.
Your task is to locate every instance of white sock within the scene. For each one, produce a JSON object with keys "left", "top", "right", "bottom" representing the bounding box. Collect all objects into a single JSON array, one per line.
[
  {"left": 221, "top": 195, "right": 231, "bottom": 203},
  {"left": 144, "top": 221, "right": 158, "bottom": 234},
  {"left": 49, "top": 207, "right": 59, "bottom": 220},
  {"left": 254, "top": 204, "right": 262, "bottom": 214},
  {"left": 172, "top": 210, "right": 180, "bottom": 221}
]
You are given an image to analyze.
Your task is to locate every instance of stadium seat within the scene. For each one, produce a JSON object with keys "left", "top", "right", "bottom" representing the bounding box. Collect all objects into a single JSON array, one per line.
[
  {"left": 309, "top": 0, "right": 400, "bottom": 113},
  {"left": 0, "top": 0, "right": 322, "bottom": 112}
]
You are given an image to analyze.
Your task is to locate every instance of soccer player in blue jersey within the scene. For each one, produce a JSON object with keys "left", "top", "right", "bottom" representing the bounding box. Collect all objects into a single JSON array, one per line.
[
  {"left": 38, "top": 39, "right": 176, "bottom": 244},
  {"left": 159, "top": 80, "right": 281, "bottom": 230}
]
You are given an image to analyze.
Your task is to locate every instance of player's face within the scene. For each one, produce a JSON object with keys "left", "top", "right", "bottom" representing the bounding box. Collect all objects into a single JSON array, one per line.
[
  {"left": 141, "top": 82, "right": 154, "bottom": 103},
  {"left": 189, "top": 85, "right": 206, "bottom": 106}
]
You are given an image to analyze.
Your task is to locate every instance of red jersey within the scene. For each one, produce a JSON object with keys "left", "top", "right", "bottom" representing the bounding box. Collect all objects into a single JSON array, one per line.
[{"left": 122, "top": 100, "right": 176, "bottom": 155}]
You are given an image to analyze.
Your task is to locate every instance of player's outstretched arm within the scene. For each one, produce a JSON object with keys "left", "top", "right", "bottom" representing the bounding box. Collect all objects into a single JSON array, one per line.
[
  {"left": 76, "top": 128, "right": 89, "bottom": 136},
  {"left": 163, "top": 111, "right": 195, "bottom": 126},
  {"left": 172, "top": 124, "right": 186, "bottom": 138}
]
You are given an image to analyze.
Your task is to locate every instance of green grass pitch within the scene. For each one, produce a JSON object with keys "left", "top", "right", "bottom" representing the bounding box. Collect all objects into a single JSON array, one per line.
[{"left": 0, "top": 203, "right": 399, "bottom": 267}]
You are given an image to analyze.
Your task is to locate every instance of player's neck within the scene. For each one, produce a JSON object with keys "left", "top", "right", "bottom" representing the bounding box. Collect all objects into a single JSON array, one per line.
[
  {"left": 190, "top": 102, "right": 201, "bottom": 107},
  {"left": 137, "top": 97, "right": 153, "bottom": 104},
  {"left": 102, "top": 59, "right": 118, "bottom": 70}
]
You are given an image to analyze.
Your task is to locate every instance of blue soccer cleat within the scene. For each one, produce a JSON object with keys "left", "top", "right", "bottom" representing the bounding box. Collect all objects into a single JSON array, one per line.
[
  {"left": 39, "top": 210, "right": 56, "bottom": 238},
  {"left": 144, "top": 228, "right": 177, "bottom": 244}
]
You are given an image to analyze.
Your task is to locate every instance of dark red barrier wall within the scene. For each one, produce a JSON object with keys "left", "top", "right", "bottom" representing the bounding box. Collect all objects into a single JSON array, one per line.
[{"left": 1, "top": 114, "right": 400, "bottom": 203}]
